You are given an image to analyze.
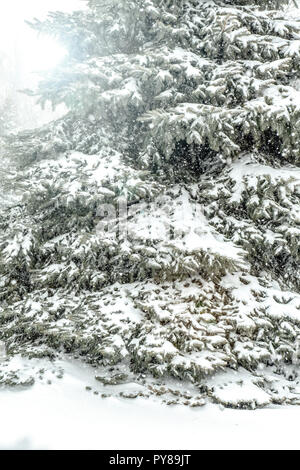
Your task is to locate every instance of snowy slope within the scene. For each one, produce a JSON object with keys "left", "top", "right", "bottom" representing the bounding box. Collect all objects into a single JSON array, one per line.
[{"left": 0, "top": 357, "right": 300, "bottom": 450}]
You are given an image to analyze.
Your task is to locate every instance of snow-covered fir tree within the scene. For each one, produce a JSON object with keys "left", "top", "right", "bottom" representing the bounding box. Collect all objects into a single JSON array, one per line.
[
  {"left": 1, "top": 0, "right": 300, "bottom": 407},
  {"left": 0, "top": 93, "right": 17, "bottom": 137}
]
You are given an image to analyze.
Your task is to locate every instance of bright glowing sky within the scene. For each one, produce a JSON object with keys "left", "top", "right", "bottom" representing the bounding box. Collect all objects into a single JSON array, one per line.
[
  {"left": 0, "top": 0, "right": 84, "bottom": 75},
  {"left": 0, "top": 1, "right": 85, "bottom": 130}
]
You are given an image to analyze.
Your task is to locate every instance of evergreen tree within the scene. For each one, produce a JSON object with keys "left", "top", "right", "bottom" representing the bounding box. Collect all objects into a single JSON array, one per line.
[
  {"left": 1, "top": 0, "right": 300, "bottom": 406},
  {"left": 0, "top": 93, "right": 17, "bottom": 136}
]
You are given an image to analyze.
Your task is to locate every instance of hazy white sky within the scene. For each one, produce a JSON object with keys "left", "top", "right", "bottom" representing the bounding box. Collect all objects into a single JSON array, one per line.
[
  {"left": 0, "top": 0, "right": 84, "bottom": 73},
  {"left": 0, "top": 0, "right": 84, "bottom": 25},
  {"left": 0, "top": 1, "right": 84, "bottom": 39},
  {"left": 0, "top": 1, "right": 84, "bottom": 130}
]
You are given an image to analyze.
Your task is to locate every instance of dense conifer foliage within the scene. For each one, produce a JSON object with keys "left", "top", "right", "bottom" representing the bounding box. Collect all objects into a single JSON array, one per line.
[{"left": 1, "top": 0, "right": 300, "bottom": 406}]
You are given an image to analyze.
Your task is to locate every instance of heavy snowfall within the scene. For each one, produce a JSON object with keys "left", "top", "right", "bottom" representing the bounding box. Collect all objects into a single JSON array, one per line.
[{"left": 0, "top": 0, "right": 300, "bottom": 450}]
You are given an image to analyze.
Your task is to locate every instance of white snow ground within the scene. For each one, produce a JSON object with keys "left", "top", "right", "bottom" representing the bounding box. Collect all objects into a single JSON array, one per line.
[{"left": 0, "top": 358, "right": 299, "bottom": 450}]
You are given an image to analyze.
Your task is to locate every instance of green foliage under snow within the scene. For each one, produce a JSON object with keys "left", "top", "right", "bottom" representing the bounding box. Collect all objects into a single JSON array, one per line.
[{"left": 1, "top": 0, "right": 300, "bottom": 407}]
